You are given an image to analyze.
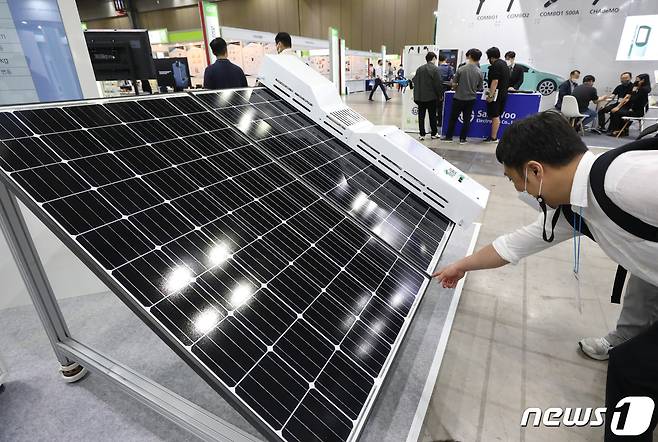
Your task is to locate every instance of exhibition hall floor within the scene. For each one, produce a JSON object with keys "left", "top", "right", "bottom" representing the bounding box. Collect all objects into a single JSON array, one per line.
[
  {"left": 0, "top": 89, "right": 641, "bottom": 442},
  {"left": 347, "top": 90, "right": 628, "bottom": 442}
]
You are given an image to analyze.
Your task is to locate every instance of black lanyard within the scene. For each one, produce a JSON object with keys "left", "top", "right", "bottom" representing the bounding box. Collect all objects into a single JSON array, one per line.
[{"left": 539, "top": 196, "right": 560, "bottom": 243}]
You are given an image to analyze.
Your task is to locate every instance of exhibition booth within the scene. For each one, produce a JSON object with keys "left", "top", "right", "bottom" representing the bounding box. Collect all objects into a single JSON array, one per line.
[
  {"left": 0, "top": 2, "right": 489, "bottom": 441},
  {"left": 435, "top": 0, "right": 658, "bottom": 105},
  {"left": 2, "top": 0, "right": 658, "bottom": 441},
  {"left": 87, "top": 25, "right": 380, "bottom": 97}
]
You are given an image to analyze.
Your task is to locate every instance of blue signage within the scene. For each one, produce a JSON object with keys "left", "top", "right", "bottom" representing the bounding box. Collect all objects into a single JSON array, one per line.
[{"left": 441, "top": 91, "right": 541, "bottom": 139}]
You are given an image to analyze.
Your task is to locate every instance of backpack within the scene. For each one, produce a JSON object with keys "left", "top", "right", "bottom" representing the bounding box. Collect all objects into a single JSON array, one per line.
[{"left": 557, "top": 136, "right": 658, "bottom": 303}]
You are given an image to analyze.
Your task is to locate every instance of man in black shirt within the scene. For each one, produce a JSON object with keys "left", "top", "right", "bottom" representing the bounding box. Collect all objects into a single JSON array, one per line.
[
  {"left": 203, "top": 37, "right": 248, "bottom": 90},
  {"left": 505, "top": 51, "right": 524, "bottom": 90},
  {"left": 598, "top": 72, "right": 633, "bottom": 132},
  {"left": 572, "top": 74, "right": 603, "bottom": 127},
  {"left": 484, "top": 47, "right": 510, "bottom": 143},
  {"left": 608, "top": 73, "right": 652, "bottom": 136}
]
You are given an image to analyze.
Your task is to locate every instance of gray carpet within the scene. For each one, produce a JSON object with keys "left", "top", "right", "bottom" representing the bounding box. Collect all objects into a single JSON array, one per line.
[
  {"left": 0, "top": 291, "right": 263, "bottom": 442},
  {"left": 581, "top": 130, "right": 640, "bottom": 149}
]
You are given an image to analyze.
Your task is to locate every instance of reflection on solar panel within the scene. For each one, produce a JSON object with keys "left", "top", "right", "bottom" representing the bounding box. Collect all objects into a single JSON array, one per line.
[
  {"left": 0, "top": 91, "right": 441, "bottom": 442},
  {"left": 194, "top": 88, "right": 452, "bottom": 273}
]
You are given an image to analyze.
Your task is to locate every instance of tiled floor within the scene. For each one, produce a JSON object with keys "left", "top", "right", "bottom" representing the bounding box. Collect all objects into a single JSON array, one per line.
[{"left": 344, "top": 90, "right": 633, "bottom": 441}]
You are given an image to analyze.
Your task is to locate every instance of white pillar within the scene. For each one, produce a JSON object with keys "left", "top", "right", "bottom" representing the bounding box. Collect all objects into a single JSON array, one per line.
[
  {"left": 56, "top": 0, "right": 99, "bottom": 99},
  {"left": 339, "top": 38, "right": 346, "bottom": 95},
  {"left": 329, "top": 26, "right": 340, "bottom": 91},
  {"left": 0, "top": 351, "right": 7, "bottom": 385}
]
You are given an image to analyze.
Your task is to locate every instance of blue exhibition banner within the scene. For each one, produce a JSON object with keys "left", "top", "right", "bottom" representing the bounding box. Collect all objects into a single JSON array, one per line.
[{"left": 441, "top": 91, "right": 541, "bottom": 139}]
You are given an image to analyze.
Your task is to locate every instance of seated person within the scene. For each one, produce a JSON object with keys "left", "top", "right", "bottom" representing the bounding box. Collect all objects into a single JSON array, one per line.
[
  {"left": 555, "top": 70, "right": 579, "bottom": 110},
  {"left": 571, "top": 74, "right": 605, "bottom": 127},
  {"left": 598, "top": 71, "right": 634, "bottom": 131},
  {"left": 505, "top": 51, "right": 524, "bottom": 91},
  {"left": 396, "top": 66, "right": 406, "bottom": 91},
  {"left": 608, "top": 73, "right": 652, "bottom": 137}
]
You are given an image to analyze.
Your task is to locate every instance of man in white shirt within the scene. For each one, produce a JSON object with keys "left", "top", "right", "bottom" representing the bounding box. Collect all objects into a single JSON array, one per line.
[
  {"left": 434, "top": 111, "right": 658, "bottom": 440},
  {"left": 368, "top": 59, "right": 391, "bottom": 101}
]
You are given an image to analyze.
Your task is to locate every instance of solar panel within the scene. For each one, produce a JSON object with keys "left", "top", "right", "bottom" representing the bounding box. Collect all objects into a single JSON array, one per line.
[
  {"left": 0, "top": 92, "right": 435, "bottom": 442},
  {"left": 193, "top": 88, "right": 452, "bottom": 273}
]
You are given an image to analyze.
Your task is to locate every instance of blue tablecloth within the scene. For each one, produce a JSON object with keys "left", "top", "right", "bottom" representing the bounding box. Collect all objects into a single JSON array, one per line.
[{"left": 440, "top": 91, "right": 541, "bottom": 139}]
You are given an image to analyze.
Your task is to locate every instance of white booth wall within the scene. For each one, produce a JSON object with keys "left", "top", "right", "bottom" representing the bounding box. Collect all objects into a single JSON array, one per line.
[
  {"left": 0, "top": 0, "right": 103, "bottom": 309},
  {"left": 436, "top": 0, "right": 658, "bottom": 103}
]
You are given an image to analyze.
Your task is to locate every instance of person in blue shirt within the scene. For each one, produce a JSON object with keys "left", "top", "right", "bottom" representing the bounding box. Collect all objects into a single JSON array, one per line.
[
  {"left": 436, "top": 54, "right": 455, "bottom": 126},
  {"left": 396, "top": 66, "right": 406, "bottom": 91},
  {"left": 203, "top": 37, "right": 248, "bottom": 90},
  {"left": 437, "top": 54, "right": 455, "bottom": 82}
]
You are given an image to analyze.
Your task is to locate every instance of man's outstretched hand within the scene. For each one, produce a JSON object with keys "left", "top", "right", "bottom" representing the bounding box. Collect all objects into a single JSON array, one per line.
[
  {"left": 432, "top": 262, "right": 466, "bottom": 289},
  {"left": 431, "top": 244, "right": 509, "bottom": 289}
]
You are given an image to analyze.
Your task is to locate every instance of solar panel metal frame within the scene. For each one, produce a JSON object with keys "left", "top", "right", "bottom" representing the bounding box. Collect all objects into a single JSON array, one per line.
[
  {"left": 0, "top": 93, "right": 287, "bottom": 440},
  {"left": 185, "top": 88, "right": 455, "bottom": 442},
  {"left": 190, "top": 87, "right": 455, "bottom": 277},
  {"left": 0, "top": 92, "right": 453, "bottom": 442}
]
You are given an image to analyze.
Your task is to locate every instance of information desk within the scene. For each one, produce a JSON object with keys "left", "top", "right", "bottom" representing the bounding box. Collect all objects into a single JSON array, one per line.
[{"left": 441, "top": 91, "right": 541, "bottom": 139}]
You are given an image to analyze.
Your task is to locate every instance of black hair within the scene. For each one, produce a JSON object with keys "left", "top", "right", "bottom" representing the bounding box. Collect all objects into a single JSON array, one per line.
[
  {"left": 583, "top": 74, "right": 595, "bottom": 83},
  {"left": 486, "top": 46, "right": 500, "bottom": 60},
  {"left": 570, "top": 69, "right": 580, "bottom": 76},
  {"left": 275, "top": 32, "right": 292, "bottom": 48},
  {"left": 438, "top": 53, "right": 447, "bottom": 62},
  {"left": 622, "top": 71, "right": 633, "bottom": 78},
  {"left": 637, "top": 73, "right": 651, "bottom": 86},
  {"left": 209, "top": 37, "right": 228, "bottom": 56},
  {"left": 504, "top": 50, "right": 516, "bottom": 59},
  {"left": 496, "top": 111, "right": 588, "bottom": 172},
  {"left": 425, "top": 51, "right": 437, "bottom": 62},
  {"left": 465, "top": 48, "right": 482, "bottom": 62}
]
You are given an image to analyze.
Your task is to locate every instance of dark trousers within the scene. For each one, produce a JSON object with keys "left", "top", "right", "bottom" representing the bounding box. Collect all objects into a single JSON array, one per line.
[
  {"left": 436, "top": 98, "right": 444, "bottom": 127},
  {"left": 369, "top": 78, "right": 390, "bottom": 100},
  {"left": 416, "top": 100, "right": 438, "bottom": 136},
  {"left": 598, "top": 102, "right": 619, "bottom": 130},
  {"left": 609, "top": 108, "right": 644, "bottom": 133},
  {"left": 605, "top": 321, "right": 658, "bottom": 441},
  {"left": 445, "top": 98, "right": 476, "bottom": 140}
]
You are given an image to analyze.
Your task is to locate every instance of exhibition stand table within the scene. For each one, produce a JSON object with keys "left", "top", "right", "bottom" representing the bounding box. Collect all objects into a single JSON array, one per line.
[{"left": 441, "top": 91, "right": 541, "bottom": 139}]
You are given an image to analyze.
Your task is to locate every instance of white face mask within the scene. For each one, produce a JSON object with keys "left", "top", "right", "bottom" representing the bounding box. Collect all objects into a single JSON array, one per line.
[
  {"left": 517, "top": 168, "right": 543, "bottom": 211},
  {"left": 519, "top": 167, "right": 556, "bottom": 243},
  {"left": 506, "top": 60, "right": 513, "bottom": 67}
]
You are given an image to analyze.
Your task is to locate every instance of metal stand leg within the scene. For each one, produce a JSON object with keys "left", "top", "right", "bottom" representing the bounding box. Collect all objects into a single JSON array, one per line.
[
  {"left": 0, "top": 351, "right": 8, "bottom": 386},
  {"left": 0, "top": 181, "right": 260, "bottom": 441},
  {"left": 0, "top": 182, "right": 87, "bottom": 381}
]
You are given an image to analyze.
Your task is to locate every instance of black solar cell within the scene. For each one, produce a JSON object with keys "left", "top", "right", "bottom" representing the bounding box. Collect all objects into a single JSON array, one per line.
[
  {"left": 0, "top": 91, "right": 444, "bottom": 442},
  {"left": 195, "top": 89, "right": 451, "bottom": 272}
]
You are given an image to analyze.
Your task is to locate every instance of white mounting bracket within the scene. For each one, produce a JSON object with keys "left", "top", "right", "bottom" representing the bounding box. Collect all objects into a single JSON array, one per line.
[{"left": 258, "top": 54, "right": 489, "bottom": 226}]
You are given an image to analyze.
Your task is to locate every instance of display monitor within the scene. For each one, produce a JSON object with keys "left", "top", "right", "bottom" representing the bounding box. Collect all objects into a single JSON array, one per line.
[
  {"left": 616, "top": 15, "right": 658, "bottom": 61},
  {"left": 84, "top": 29, "right": 156, "bottom": 82},
  {"left": 154, "top": 57, "right": 191, "bottom": 91}
]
